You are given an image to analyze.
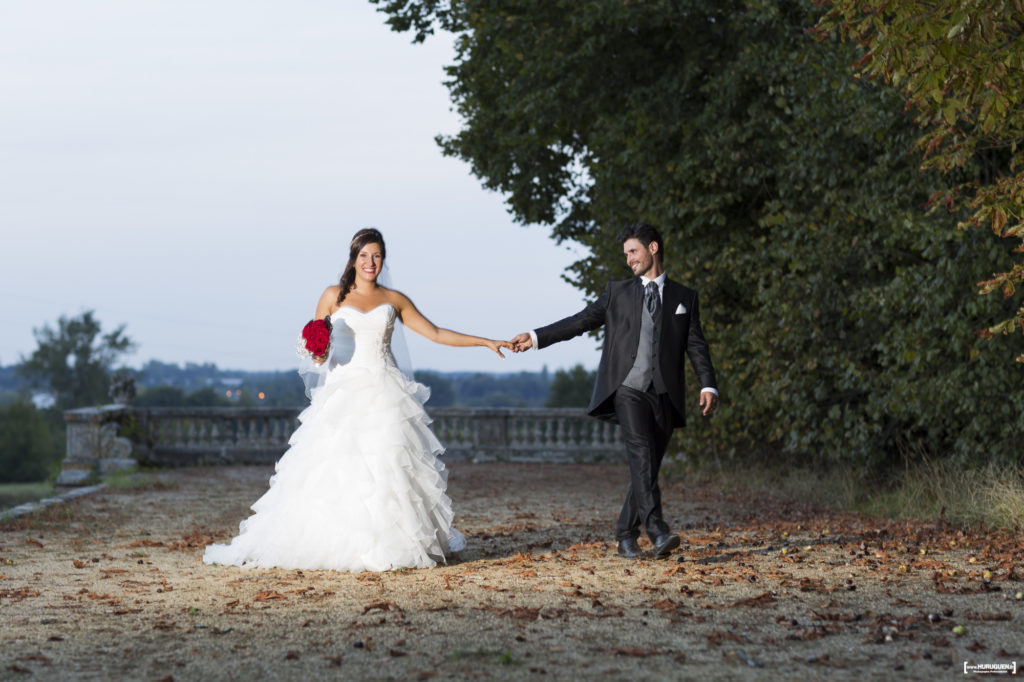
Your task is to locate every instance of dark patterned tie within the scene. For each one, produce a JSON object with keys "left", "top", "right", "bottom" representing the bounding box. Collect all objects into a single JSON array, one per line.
[{"left": 644, "top": 281, "right": 661, "bottom": 319}]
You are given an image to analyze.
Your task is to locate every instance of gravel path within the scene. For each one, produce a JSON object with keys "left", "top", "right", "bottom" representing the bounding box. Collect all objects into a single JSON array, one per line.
[{"left": 1, "top": 463, "right": 1020, "bottom": 680}]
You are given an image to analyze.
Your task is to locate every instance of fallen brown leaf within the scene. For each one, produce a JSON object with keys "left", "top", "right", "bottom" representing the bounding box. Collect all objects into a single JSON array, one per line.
[
  {"left": 729, "top": 592, "right": 776, "bottom": 608},
  {"left": 254, "top": 590, "right": 287, "bottom": 602}
]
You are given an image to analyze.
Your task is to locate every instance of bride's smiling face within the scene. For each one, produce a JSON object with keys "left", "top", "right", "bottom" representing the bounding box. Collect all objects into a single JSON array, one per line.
[{"left": 356, "top": 243, "right": 384, "bottom": 283}]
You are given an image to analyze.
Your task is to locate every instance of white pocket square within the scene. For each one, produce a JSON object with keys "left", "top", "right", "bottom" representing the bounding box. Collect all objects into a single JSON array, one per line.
[{"left": 675, "top": 303, "right": 687, "bottom": 315}]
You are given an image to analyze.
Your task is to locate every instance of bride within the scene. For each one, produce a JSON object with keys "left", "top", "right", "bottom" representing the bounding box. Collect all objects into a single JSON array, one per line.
[{"left": 204, "top": 228, "right": 512, "bottom": 572}]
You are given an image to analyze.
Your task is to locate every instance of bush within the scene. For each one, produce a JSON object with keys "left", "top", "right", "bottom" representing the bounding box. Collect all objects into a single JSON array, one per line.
[
  {"left": 0, "top": 402, "right": 62, "bottom": 483},
  {"left": 134, "top": 386, "right": 187, "bottom": 407},
  {"left": 546, "top": 365, "right": 596, "bottom": 408}
]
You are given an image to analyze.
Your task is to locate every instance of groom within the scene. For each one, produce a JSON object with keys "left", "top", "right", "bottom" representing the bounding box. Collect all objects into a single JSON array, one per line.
[{"left": 511, "top": 223, "right": 718, "bottom": 560}]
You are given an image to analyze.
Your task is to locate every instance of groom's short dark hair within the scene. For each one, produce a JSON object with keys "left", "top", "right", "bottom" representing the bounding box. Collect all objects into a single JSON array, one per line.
[{"left": 617, "top": 223, "right": 664, "bottom": 260}]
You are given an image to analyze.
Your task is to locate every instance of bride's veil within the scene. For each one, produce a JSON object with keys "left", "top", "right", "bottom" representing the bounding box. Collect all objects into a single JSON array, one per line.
[{"left": 378, "top": 265, "right": 415, "bottom": 380}]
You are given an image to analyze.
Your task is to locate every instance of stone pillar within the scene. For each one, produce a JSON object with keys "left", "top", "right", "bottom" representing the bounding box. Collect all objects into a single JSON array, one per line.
[{"left": 57, "top": 406, "right": 137, "bottom": 486}]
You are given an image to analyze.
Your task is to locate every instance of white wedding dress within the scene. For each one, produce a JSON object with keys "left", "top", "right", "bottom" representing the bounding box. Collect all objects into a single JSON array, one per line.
[{"left": 203, "top": 303, "right": 465, "bottom": 572}]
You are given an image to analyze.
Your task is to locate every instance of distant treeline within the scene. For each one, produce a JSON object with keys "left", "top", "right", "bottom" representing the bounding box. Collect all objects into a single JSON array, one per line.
[{"left": 0, "top": 361, "right": 595, "bottom": 410}]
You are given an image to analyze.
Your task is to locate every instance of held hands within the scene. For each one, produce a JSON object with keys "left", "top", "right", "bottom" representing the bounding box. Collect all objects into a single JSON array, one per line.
[
  {"left": 486, "top": 333, "right": 531, "bottom": 358},
  {"left": 485, "top": 339, "right": 516, "bottom": 358},
  {"left": 510, "top": 332, "right": 533, "bottom": 352}
]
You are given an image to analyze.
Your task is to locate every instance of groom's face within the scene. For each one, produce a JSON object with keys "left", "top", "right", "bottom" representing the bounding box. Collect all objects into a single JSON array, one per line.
[{"left": 623, "top": 238, "right": 658, "bottom": 278}]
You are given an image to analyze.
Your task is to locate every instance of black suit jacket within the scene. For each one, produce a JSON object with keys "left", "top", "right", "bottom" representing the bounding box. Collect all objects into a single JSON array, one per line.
[{"left": 535, "top": 277, "right": 717, "bottom": 427}]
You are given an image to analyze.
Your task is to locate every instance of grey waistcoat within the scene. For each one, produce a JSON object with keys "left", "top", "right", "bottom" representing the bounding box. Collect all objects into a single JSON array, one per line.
[{"left": 621, "top": 298, "right": 664, "bottom": 392}]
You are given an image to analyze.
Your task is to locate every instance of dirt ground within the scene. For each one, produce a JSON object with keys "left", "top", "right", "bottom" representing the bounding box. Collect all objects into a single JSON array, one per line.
[{"left": 1, "top": 462, "right": 1021, "bottom": 681}]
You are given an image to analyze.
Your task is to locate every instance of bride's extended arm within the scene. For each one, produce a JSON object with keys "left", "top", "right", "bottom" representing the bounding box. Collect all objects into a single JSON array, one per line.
[{"left": 392, "top": 292, "right": 511, "bottom": 358}]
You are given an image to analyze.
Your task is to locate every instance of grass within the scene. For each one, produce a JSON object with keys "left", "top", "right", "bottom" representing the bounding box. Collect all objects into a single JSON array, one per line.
[
  {"left": 860, "top": 460, "right": 1024, "bottom": 528},
  {"left": 102, "top": 469, "right": 176, "bottom": 491},
  {"left": 687, "top": 457, "right": 1024, "bottom": 529},
  {"left": 0, "top": 481, "right": 56, "bottom": 509}
]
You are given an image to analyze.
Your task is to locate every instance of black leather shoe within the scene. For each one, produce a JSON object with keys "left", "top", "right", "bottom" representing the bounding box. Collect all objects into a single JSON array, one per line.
[
  {"left": 651, "top": 533, "right": 681, "bottom": 559},
  {"left": 616, "top": 538, "right": 642, "bottom": 559}
]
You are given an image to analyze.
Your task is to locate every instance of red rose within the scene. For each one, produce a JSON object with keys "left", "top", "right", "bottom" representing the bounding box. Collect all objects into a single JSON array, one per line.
[{"left": 302, "top": 317, "right": 332, "bottom": 357}]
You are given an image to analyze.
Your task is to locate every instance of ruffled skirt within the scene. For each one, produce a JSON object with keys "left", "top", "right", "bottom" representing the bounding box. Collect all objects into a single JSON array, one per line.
[{"left": 203, "top": 361, "right": 465, "bottom": 572}]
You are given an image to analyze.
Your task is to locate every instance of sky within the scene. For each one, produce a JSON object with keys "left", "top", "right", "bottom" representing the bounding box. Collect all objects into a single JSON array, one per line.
[{"left": 0, "top": 1, "right": 603, "bottom": 374}]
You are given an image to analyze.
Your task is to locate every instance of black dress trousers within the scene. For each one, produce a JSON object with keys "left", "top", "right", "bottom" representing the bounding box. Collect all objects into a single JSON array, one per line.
[{"left": 613, "top": 385, "right": 674, "bottom": 542}]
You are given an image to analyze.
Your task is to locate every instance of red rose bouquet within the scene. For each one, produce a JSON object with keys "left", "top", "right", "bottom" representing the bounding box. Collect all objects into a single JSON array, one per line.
[{"left": 298, "top": 316, "right": 333, "bottom": 359}]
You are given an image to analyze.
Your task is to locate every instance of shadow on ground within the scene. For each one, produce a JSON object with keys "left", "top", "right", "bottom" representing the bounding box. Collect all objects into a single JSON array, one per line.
[{"left": 1, "top": 463, "right": 1021, "bottom": 680}]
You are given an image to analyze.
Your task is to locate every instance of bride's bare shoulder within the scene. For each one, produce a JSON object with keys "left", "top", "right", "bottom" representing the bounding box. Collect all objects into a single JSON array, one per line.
[
  {"left": 315, "top": 285, "right": 342, "bottom": 317},
  {"left": 382, "top": 287, "right": 412, "bottom": 308}
]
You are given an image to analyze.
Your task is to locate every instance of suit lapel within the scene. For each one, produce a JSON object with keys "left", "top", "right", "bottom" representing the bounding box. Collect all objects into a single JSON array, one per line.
[
  {"left": 660, "top": 278, "right": 679, "bottom": 343},
  {"left": 660, "top": 278, "right": 675, "bottom": 316}
]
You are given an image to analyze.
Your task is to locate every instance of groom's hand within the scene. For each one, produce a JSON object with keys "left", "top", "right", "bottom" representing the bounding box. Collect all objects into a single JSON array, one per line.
[
  {"left": 511, "top": 332, "right": 533, "bottom": 352},
  {"left": 700, "top": 392, "right": 718, "bottom": 416}
]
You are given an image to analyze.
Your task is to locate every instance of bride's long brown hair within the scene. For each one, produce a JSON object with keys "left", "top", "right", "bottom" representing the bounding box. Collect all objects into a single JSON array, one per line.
[{"left": 336, "top": 228, "right": 386, "bottom": 304}]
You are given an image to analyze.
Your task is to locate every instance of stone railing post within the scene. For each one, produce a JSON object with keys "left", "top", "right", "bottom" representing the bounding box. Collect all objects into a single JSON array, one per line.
[{"left": 57, "top": 405, "right": 137, "bottom": 486}]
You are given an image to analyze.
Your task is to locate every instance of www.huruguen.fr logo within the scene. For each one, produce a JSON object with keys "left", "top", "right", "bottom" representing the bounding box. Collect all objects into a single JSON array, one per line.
[{"left": 964, "top": 661, "right": 1017, "bottom": 675}]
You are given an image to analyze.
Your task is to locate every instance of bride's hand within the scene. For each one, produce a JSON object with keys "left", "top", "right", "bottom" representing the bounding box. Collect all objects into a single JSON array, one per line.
[{"left": 485, "top": 339, "right": 512, "bottom": 358}]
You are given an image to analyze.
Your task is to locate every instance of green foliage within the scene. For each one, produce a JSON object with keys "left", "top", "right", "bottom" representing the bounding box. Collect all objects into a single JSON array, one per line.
[
  {"left": 18, "top": 311, "right": 135, "bottom": 409},
  {"left": 0, "top": 365, "right": 25, "bottom": 399},
  {"left": 133, "top": 385, "right": 235, "bottom": 407},
  {"left": 448, "top": 372, "right": 551, "bottom": 407},
  {"left": 414, "top": 370, "right": 457, "bottom": 406},
  {"left": 374, "top": 0, "right": 1024, "bottom": 469},
  {"left": 133, "top": 386, "right": 188, "bottom": 407},
  {"left": 188, "top": 387, "right": 234, "bottom": 407},
  {"left": 545, "top": 364, "right": 595, "bottom": 408},
  {"left": 0, "top": 481, "right": 55, "bottom": 509},
  {"left": 816, "top": 0, "right": 1024, "bottom": 361},
  {"left": 228, "top": 372, "right": 307, "bottom": 407},
  {"left": 0, "top": 402, "right": 61, "bottom": 483}
]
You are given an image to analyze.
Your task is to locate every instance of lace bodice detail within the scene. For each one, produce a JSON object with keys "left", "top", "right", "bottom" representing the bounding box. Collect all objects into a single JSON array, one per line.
[{"left": 330, "top": 303, "right": 399, "bottom": 370}]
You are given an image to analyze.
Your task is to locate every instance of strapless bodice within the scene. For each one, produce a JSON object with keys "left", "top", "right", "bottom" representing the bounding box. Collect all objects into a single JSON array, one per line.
[{"left": 330, "top": 303, "right": 398, "bottom": 370}]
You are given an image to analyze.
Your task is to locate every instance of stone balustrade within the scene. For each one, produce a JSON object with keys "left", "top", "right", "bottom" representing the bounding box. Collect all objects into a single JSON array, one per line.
[
  {"left": 431, "top": 408, "right": 624, "bottom": 463},
  {"left": 133, "top": 407, "right": 303, "bottom": 467},
  {"left": 58, "top": 406, "right": 624, "bottom": 484}
]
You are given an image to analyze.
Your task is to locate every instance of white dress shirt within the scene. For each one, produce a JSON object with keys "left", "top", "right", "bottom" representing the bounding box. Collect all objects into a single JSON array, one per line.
[{"left": 529, "top": 272, "right": 718, "bottom": 396}]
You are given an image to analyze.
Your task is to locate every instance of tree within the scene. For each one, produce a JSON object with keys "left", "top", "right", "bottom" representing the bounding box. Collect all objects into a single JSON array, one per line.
[
  {"left": 815, "top": 1, "right": 1024, "bottom": 362},
  {"left": 18, "top": 311, "right": 135, "bottom": 409},
  {"left": 372, "top": 0, "right": 1024, "bottom": 468},
  {"left": 134, "top": 386, "right": 188, "bottom": 407},
  {"left": 413, "top": 371, "right": 457, "bottom": 407},
  {"left": 0, "top": 402, "right": 60, "bottom": 482},
  {"left": 546, "top": 364, "right": 595, "bottom": 408}
]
